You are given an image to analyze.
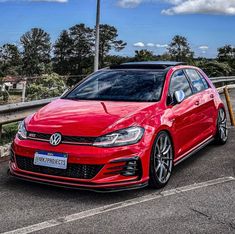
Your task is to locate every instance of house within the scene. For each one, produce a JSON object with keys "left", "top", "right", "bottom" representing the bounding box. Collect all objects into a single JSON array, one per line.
[{"left": 2, "top": 76, "right": 25, "bottom": 91}]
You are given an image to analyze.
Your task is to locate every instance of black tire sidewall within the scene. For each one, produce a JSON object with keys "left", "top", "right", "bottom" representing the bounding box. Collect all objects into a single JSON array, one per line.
[
  {"left": 215, "top": 108, "right": 228, "bottom": 145},
  {"left": 149, "top": 131, "right": 173, "bottom": 189}
]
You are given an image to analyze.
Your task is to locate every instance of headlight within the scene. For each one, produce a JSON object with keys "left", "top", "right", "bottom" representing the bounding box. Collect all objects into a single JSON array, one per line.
[
  {"left": 18, "top": 121, "right": 27, "bottom": 139},
  {"left": 93, "top": 126, "right": 144, "bottom": 147}
]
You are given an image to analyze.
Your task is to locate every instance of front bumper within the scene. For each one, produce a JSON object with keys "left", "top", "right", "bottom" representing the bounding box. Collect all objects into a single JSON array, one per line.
[{"left": 9, "top": 135, "right": 152, "bottom": 192}]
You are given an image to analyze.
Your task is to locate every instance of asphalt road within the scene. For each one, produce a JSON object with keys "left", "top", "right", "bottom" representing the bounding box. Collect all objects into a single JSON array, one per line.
[{"left": 0, "top": 90, "right": 234, "bottom": 234}]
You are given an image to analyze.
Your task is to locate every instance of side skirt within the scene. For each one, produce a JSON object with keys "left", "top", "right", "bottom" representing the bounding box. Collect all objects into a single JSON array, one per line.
[{"left": 174, "top": 137, "right": 214, "bottom": 166}]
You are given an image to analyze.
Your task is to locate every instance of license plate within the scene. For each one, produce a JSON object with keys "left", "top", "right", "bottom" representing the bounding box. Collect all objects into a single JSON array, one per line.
[{"left": 34, "top": 151, "right": 68, "bottom": 169}]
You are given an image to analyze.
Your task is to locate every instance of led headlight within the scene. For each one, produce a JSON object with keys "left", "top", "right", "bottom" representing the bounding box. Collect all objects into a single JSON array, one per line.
[
  {"left": 93, "top": 126, "right": 144, "bottom": 147},
  {"left": 17, "top": 120, "right": 27, "bottom": 139}
]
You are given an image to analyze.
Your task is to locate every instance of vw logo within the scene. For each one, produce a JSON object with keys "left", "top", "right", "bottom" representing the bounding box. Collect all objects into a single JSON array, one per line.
[{"left": 50, "top": 133, "right": 62, "bottom": 146}]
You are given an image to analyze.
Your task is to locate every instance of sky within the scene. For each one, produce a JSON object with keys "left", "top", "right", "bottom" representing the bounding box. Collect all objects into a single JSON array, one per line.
[{"left": 0, "top": 0, "right": 235, "bottom": 58}]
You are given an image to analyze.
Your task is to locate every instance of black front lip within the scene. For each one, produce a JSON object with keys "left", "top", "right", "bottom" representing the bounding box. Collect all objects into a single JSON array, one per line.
[{"left": 9, "top": 170, "right": 148, "bottom": 193}]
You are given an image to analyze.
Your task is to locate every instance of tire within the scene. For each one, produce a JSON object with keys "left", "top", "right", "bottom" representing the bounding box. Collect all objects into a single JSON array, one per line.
[
  {"left": 149, "top": 131, "right": 173, "bottom": 189},
  {"left": 214, "top": 108, "right": 228, "bottom": 145}
]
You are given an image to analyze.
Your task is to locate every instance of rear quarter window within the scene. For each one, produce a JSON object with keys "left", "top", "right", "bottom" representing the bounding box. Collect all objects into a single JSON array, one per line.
[{"left": 185, "top": 69, "right": 208, "bottom": 93}]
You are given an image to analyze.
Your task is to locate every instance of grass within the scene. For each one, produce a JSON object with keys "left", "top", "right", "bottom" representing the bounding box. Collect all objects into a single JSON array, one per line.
[
  {"left": 0, "top": 122, "right": 18, "bottom": 146},
  {"left": 0, "top": 94, "right": 22, "bottom": 105}
]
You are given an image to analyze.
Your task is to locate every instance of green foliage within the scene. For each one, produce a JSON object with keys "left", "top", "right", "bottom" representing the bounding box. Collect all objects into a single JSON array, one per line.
[
  {"left": 104, "top": 55, "right": 131, "bottom": 66},
  {"left": 26, "top": 73, "right": 66, "bottom": 101},
  {"left": 21, "top": 28, "right": 51, "bottom": 76},
  {"left": 53, "top": 30, "right": 73, "bottom": 75},
  {"left": 99, "top": 24, "right": 127, "bottom": 67},
  {"left": 217, "top": 45, "right": 235, "bottom": 62},
  {"left": 0, "top": 122, "right": 18, "bottom": 145},
  {"left": 167, "top": 35, "right": 194, "bottom": 62},
  {"left": 0, "top": 25, "right": 234, "bottom": 79},
  {"left": 196, "top": 60, "right": 233, "bottom": 77},
  {"left": 134, "top": 49, "right": 156, "bottom": 61},
  {"left": 0, "top": 43, "right": 22, "bottom": 76},
  {"left": 53, "top": 24, "right": 127, "bottom": 74},
  {"left": 54, "top": 24, "right": 94, "bottom": 75}
]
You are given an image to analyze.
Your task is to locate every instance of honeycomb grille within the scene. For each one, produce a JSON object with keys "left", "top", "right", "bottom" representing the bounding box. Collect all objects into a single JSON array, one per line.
[
  {"left": 27, "top": 132, "right": 96, "bottom": 145},
  {"left": 16, "top": 155, "right": 103, "bottom": 179}
]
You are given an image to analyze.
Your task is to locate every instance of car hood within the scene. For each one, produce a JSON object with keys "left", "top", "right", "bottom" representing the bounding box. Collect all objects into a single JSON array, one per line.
[{"left": 26, "top": 99, "right": 157, "bottom": 136}]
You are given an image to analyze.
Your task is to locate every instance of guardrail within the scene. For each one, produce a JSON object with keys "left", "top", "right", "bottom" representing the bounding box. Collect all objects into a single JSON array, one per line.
[
  {"left": 0, "top": 76, "right": 235, "bottom": 139},
  {"left": 0, "top": 97, "right": 57, "bottom": 138},
  {"left": 210, "top": 76, "right": 235, "bottom": 87}
]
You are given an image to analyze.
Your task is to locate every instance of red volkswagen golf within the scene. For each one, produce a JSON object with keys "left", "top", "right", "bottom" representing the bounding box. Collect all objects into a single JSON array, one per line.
[{"left": 9, "top": 62, "right": 228, "bottom": 191}]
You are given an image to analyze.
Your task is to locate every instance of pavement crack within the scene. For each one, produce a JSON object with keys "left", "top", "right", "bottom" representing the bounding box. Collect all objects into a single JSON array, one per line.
[
  {"left": 190, "top": 208, "right": 211, "bottom": 219},
  {"left": 229, "top": 222, "right": 235, "bottom": 230},
  {"left": 190, "top": 207, "right": 235, "bottom": 231}
]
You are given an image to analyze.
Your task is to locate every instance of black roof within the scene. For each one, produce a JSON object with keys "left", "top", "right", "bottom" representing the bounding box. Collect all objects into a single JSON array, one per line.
[{"left": 110, "top": 61, "right": 186, "bottom": 70}]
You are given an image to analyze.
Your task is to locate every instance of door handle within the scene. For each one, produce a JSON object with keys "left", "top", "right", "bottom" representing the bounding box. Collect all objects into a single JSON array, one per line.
[{"left": 195, "top": 100, "right": 200, "bottom": 106}]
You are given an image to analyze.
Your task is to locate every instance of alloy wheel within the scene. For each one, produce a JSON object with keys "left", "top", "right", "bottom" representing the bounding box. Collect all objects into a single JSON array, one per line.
[
  {"left": 218, "top": 108, "right": 228, "bottom": 142},
  {"left": 153, "top": 133, "right": 173, "bottom": 184}
]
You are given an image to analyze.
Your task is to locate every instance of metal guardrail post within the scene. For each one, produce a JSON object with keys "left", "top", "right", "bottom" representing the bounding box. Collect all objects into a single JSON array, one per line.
[{"left": 224, "top": 86, "right": 235, "bottom": 126}]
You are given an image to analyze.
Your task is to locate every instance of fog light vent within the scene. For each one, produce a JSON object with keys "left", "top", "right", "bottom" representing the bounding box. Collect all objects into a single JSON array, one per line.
[
  {"left": 106, "top": 157, "right": 142, "bottom": 178},
  {"left": 121, "top": 160, "right": 139, "bottom": 176}
]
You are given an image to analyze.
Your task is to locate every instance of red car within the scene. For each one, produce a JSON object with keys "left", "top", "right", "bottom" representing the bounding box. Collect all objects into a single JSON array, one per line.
[{"left": 9, "top": 62, "right": 228, "bottom": 191}]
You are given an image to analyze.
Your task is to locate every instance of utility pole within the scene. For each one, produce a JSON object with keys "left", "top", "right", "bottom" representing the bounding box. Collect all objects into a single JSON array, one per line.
[
  {"left": 94, "top": 0, "right": 100, "bottom": 72},
  {"left": 21, "top": 78, "right": 27, "bottom": 102}
]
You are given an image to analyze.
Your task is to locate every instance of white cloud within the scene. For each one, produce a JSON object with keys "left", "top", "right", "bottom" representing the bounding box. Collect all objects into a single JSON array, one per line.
[
  {"left": 161, "top": 0, "right": 235, "bottom": 15},
  {"left": 198, "top": 45, "right": 209, "bottom": 50},
  {"left": 117, "top": 0, "right": 142, "bottom": 8},
  {"left": 117, "top": 0, "right": 235, "bottom": 15},
  {"left": 156, "top": 44, "right": 168, "bottom": 48},
  {"left": 147, "top": 43, "right": 155, "bottom": 47},
  {"left": 133, "top": 42, "right": 145, "bottom": 47}
]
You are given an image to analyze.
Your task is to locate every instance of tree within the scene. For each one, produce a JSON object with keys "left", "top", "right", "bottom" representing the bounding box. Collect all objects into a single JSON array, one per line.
[
  {"left": 168, "top": 35, "right": 194, "bottom": 62},
  {"left": 134, "top": 49, "right": 156, "bottom": 61},
  {"left": 53, "top": 30, "right": 73, "bottom": 75},
  {"left": 197, "top": 60, "right": 233, "bottom": 77},
  {"left": 20, "top": 28, "right": 51, "bottom": 76},
  {"left": 99, "top": 24, "right": 126, "bottom": 67},
  {"left": 0, "top": 43, "right": 22, "bottom": 76},
  {"left": 104, "top": 55, "right": 131, "bottom": 66},
  {"left": 217, "top": 45, "right": 235, "bottom": 62},
  {"left": 26, "top": 73, "right": 66, "bottom": 100},
  {"left": 53, "top": 24, "right": 94, "bottom": 76},
  {"left": 69, "top": 24, "right": 94, "bottom": 75}
]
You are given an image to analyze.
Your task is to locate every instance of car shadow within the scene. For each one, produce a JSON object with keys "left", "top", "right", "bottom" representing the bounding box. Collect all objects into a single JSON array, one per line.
[{"left": 1, "top": 140, "right": 231, "bottom": 204}]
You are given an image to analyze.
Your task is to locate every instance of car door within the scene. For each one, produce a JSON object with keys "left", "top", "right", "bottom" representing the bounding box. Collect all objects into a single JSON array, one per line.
[
  {"left": 185, "top": 69, "right": 216, "bottom": 140},
  {"left": 166, "top": 69, "right": 204, "bottom": 160}
]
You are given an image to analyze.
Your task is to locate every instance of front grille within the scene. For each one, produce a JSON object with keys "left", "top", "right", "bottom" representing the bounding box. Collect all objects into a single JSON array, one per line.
[
  {"left": 63, "top": 136, "right": 96, "bottom": 144},
  {"left": 16, "top": 155, "right": 103, "bottom": 179},
  {"left": 27, "top": 132, "right": 96, "bottom": 145},
  {"left": 29, "top": 132, "right": 51, "bottom": 140}
]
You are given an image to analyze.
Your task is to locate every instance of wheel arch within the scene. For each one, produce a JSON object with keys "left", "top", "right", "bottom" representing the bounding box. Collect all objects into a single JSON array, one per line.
[{"left": 151, "top": 127, "right": 176, "bottom": 160}]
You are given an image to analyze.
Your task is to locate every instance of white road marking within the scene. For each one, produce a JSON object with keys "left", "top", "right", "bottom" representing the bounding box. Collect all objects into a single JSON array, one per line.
[{"left": 2, "top": 176, "right": 235, "bottom": 234}]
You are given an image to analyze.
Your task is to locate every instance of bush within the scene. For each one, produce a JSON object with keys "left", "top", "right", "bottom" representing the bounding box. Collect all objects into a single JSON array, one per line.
[
  {"left": 196, "top": 60, "right": 233, "bottom": 77},
  {"left": 0, "top": 122, "right": 18, "bottom": 145},
  {"left": 26, "top": 73, "right": 66, "bottom": 101}
]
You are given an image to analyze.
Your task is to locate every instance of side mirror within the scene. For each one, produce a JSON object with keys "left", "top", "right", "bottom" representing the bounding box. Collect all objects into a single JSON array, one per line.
[{"left": 174, "top": 90, "right": 185, "bottom": 104}]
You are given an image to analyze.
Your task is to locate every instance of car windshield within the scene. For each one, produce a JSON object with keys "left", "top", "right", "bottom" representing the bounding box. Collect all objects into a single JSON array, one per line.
[{"left": 65, "top": 70, "right": 165, "bottom": 102}]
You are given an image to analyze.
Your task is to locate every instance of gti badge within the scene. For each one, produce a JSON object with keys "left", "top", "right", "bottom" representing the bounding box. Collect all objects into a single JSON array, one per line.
[{"left": 50, "top": 133, "right": 62, "bottom": 146}]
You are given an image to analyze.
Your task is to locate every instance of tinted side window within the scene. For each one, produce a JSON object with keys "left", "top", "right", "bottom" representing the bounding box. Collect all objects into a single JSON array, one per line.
[
  {"left": 197, "top": 71, "right": 209, "bottom": 89},
  {"left": 185, "top": 69, "right": 207, "bottom": 93},
  {"left": 169, "top": 70, "right": 192, "bottom": 98}
]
